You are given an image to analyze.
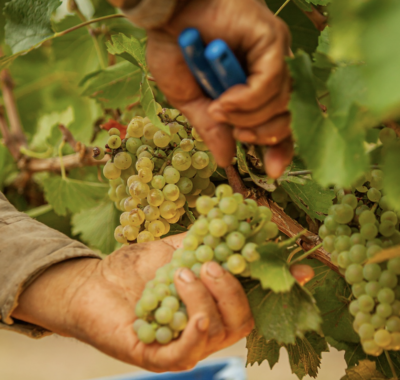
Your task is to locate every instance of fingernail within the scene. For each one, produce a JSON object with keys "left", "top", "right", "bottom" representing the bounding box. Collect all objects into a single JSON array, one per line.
[
  {"left": 197, "top": 316, "right": 210, "bottom": 332},
  {"left": 178, "top": 268, "right": 195, "bottom": 283},
  {"left": 206, "top": 261, "right": 225, "bottom": 279},
  {"left": 210, "top": 109, "right": 228, "bottom": 123}
]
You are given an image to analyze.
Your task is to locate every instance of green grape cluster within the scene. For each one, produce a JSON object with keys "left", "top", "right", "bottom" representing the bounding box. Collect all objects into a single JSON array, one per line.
[
  {"left": 318, "top": 169, "right": 400, "bottom": 356},
  {"left": 94, "top": 105, "right": 219, "bottom": 244},
  {"left": 134, "top": 184, "right": 279, "bottom": 345}
]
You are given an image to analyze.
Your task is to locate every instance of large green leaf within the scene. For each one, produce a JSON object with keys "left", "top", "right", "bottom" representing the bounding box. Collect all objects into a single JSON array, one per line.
[
  {"left": 4, "top": 0, "right": 61, "bottom": 54},
  {"left": 42, "top": 176, "right": 108, "bottom": 216},
  {"left": 383, "top": 141, "right": 400, "bottom": 211},
  {"left": 313, "top": 271, "right": 359, "bottom": 343},
  {"left": 287, "top": 51, "right": 371, "bottom": 187},
  {"left": 246, "top": 329, "right": 280, "bottom": 368},
  {"left": 81, "top": 61, "right": 142, "bottom": 109},
  {"left": 250, "top": 243, "right": 295, "bottom": 293},
  {"left": 72, "top": 201, "right": 119, "bottom": 254},
  {"left": 281, "top": 158, "right": 335, "bottom": 221},
  {"left": 341, "top": 360, "right": 386, "bottom": 380},
  {"left": 241, "top": 278, "right": 321, "bottom": 344}
]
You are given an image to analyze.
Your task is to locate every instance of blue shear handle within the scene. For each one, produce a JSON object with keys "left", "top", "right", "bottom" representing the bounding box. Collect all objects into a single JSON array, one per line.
[
  {"left": 205, "top": 39, "right": 247, "bottom": 90},
  {"left": 178, "top": 28, "right": 225, "bottom": 99}
]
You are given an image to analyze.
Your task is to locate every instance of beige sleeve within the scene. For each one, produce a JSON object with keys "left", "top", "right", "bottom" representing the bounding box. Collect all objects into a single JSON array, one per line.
[
  {"left": 109, "top": 0, "right": 182, "bottom": 29},
  {"left": 0, "top": 192, "right": 101, "bottom": 338}
]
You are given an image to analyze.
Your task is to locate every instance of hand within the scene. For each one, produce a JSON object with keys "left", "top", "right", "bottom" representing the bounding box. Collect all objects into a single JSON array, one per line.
[
  {"left": 146, "top": 0, "right": 293, "bottom": 178},
  {"left": 11, "top": 234, "right": 254, "bottom": 372}
]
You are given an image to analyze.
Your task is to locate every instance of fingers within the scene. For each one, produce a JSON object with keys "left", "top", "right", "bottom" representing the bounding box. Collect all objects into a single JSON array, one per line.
[
  {"left": 141, "top": 313, "right": 209, "bottom": 372},
  {"left": 199, "top": 261, "right": 254, "bottom": 349},
  {"left": 263, "top": 136, "right": 294, "bottom": 179},
  {"left": 162, "top": 232, "right": 186, "bottom": 250},
  {"left": 290, "top": 264, "right": 315, "bottom": 286}
]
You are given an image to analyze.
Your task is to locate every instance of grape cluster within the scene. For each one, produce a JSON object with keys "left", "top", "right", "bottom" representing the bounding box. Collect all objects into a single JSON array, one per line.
[
  {"left": 133, "top": 184, "right": 279, "bottom": 345},
  {"left": 319, "top": 167, "right": 400, "bottom": 356},
  {"left": 94, "top": 105, "right": 218, "bottom": 244}
]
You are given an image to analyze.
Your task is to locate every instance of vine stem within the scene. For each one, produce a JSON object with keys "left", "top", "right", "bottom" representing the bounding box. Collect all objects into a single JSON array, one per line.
[
  {"left": 286, "top": 247, "right": 303, "bottom": 263},
  {"left": 58, "top": 140, "right": 66, "bottom": 180},
  {"left": 275, "top": 0, "right": 291, "bottom": 16},
  {"left": 384, "top": 350, "right": 398, "bottom": 380},
  {"left": 291, "top": 243, "right": 323, "bottom": 265},
  {"left": 19, "top": 146, "right": 53, "bottom": 159}
]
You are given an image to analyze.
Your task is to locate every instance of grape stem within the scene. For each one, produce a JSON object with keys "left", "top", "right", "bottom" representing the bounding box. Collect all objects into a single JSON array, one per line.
[
  {"left": 19, "top": 146, "right": 53, "bottom": 159},
  {"left": 290, "top": 243, "right": 323, "bottom": 265},
  {"left": 275, "top": 0, "right": 291, "bottom": 16},
  {"left": 58, "top": 140, "right": 67, "bottom": 179},
  {"left": 385, "top": 350, "right": 398, "bottom": 379},
  {"left": 286, "top": 247, "right": 303, "bottom": 263}
]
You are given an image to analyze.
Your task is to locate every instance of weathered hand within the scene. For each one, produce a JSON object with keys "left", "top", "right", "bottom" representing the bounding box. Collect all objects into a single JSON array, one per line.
[
  {"left": 146, "top": 0, "right": 293, "bottom": 178},
  {"left": 11, "top": 234, "right": 254, "bottom": 372}
]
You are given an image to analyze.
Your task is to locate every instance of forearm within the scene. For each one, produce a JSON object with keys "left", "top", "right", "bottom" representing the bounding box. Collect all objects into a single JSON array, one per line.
[{"left": 0, "top": 192, "right": 100, "bottom": 337}]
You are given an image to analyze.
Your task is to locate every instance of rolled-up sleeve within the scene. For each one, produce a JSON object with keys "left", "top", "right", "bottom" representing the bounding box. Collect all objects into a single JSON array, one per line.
[
  {"left": 109, "top": 0, "right": 181, "bottom": 29},
  {"left": 0, "top": 192, "right": 101, "bottom": 338}
]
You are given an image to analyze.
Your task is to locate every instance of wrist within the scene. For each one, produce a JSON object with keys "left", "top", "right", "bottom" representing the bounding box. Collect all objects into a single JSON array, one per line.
[{"left": 12, "top": 258, "right": 99, "bottom": 336}]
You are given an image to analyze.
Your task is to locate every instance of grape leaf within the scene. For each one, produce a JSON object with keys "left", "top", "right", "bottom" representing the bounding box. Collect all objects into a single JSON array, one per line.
[
  {"left": 246, "top": 329, "right": 280, "bottom": 368},
  {"left": 236, "top": 143, "right": 276, "bottom": 192},
  {"left": 42, "top": 176, "right": 108, "bottom": 216},
  {"left": 341, "top": 360, "right": 386, "bottom": 380},
  {"left": 303, "top": 258, "right": 332, "bottom": 294},
  {"left": 306, "top": 0, "right": 330, "bottom": 5},
  {"left": 81, "top": 61, "right": 142, "bottom": 109},
  {"left": 286, "top": 332, "right": 329, "bottom": 379},
  {"left": 313, "top": 271, "right": 359, "bottom": 343},
  {"left": 281, "top": 158, "right": 335, "bottom": 221},
  {"left": 287, "top": 51, "right": 371, "bottom": 187},
  {"left": 249, "top": 243, "right": 295, "bottom": 293},
  {"left": 4, "top": 0, "right": 61, "bottom": 54},
  {"left": 383, "top": 141, "right": 400, "bottom": 211},
  {"left": 163, "top": 223, "right": 187, "bottom": 237},
  {"left": 72, "top": 201, "right": 119, "bottom": 255},
  {"left": 327, "top": 337, "right": 400, "bottom": 379},
  {"left": 241, "top": 278, "right": 321, "bottom": 344},
  {"left": 184, "top": 202, "right": 196, "bottom": 224},
  {"left": 292, "top": 0, "right": 312, "bottom": 12}
]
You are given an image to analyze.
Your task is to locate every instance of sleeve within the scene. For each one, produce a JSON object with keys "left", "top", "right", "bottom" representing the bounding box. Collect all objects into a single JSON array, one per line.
[
  {"left": 108, "top": 0, "right": 182, "bottom": 29},
  {"left": 0, "top": 192, "right": 101, "bottom": 338}
]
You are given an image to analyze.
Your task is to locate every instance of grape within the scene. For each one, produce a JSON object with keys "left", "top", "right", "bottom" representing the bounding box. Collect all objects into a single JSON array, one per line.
[
  {"left": 367, "top": 188, "right": 381, "bottom": 203},
  {"left": 333, "top": 204, "right": 354, "bottom": 224},
  {"left": 366, "top": 281, "right": 381, "bottom": 298},
  {"left": 194, "top": 141, "right": 208, "bottom": 151},
  {"left": 382, "top": 211, "right": 398, "bottom": 224},
  {"left": 191, "top": 175, "right": 210, "bottom": 191},
  {"left": 191, "top": 152, "right": 209, "bottom": 170},
  {"left": 370, "top": 169, "right": 384, "bottom": 190},
  {"left": 127, "top": 118, "right": 144, "bottom": 138},
  {"left": 124, "top": 196, "right": 139, "bottom": 211},
  {"left": 108, "top": 135, "right": 121, "bottom": 149},
  {"left": 371, "top": 314, "right": 386, "bottom": 329},
  {"left": 160, "top": 201, "right": 177, "bottom": 219},
  {"left": 387, "top": 316, "right": 400, "bottom": 333},
  {"left": 209, "top": 219, "right": 228, "bottom": 237},
  {"left": 352, "top": 281, "right": 366, "bottom": 298},
  {"left": 193, "top": 219, "right": 209, "bottom": 236},
  {"left": 234, "top": 203, "right": 250, "bottom": 221},
  {"left": 374, "top": 329, "right": 391, "bottom": 347},
  {"left": 359, "top": 210, "right": 376, "bottom": 226},
  {"left": 148, "top": 220, "right": 165, "bottom": 237},
  {"left": 392, "top": 332, "right": 400, "bottom": 350},
  {"left": 203, "top": 234, "right": 221, "bottom": 249},
  {"left": 362, "top": 340, "right": 382, "bottom": 356},
  {"left": 360, "top": 223, "right": 378, "bottom": 240},
  {"left": 181, "top": 250, "right": 197, "bottom": 268},
  {"left": 103, "top": 161, "right": 121, "bottom": 180},
  {"left": 226, "top": 231, "right": 246, "bottom": 251},
  {"left": 123, "top": 225, "right": 139, "bottom": 241},
  {"left": 195, "top": 245, "right": 214, "bottom": 262},
  {"left": 392, "top": 300, "right": 400, "bottom": 316},
  {"left": 355, "top": 311, "right": 372, "bottom": 325},
  {"left": 172, "top": 152, "right": 192, "bottom": 171},
  {"left": 349, "top": 300, "right": 360, "bottom": 316},
  {"left": 379, "top": 220, "right": 395, "bottom": 237},
  {"left": 180, "top": 166, "right": 197, "bottom": 179},
  {"left": 335, "top": 235, "right": 352, "bottom": 252},
  {"left": 379, "top": 127, "right": 396, "bottom": 144},
  {"left": 196, "top": 196, "right": 214, "bottom": 215},
  {"left": 180, "top": 138, "right": 194, "bottom": 151},
  {"left": 201, "top": 182, "right": 216, "bottom": 197},
  {"left": 133, "top": 318, "right": 147, "bottom": 333},
  {"left": 377, "top": 303, "right": 392, "bottom": 318},
  {"left": 336, "top": 224, "right": 352, "bottom": 237},
  {"left": 388, "top": 257, "right": 400, "bottom": 275},
  {"left": 175, "top": 193, "right": 186, "bottom": 208},
  {"left": 156, "top": 326, "right": 173, "bottom": 344},
  {"left": 358, "top": 323, "right": 375, "bottom": 340},
  {"left": 242, "top": 243, "right": 260, "bottom": 262},
  {"left": 221, "top": 215, "right": 239, "bottom": 233},
  {"left": 323, "top": 235, "right": 336, "bottom": 253},
  {"left": 143, "top": 123, "right": 158, "bottom": 140},
  {"left": 140, "top": 293, "right": 158, "bottom": 311},
  {"left": 150, "top": 176, "right": 165, "bottom": 190},
  {"left": 378, "top": 287, "right": 395, "bottom": 304},
  {"left": 349, "top": 244, "right": 367, "bottom": 263},
  {"left": 341, "top": 194, "right": 358, "bottom": 209},
  {"left": 379, "top": 270, "right": 398, "bottom": 288},
  {"left": 163, "top": 184, "right": 180, "bottom": 201},
  {"left": 366, "top": 245, "right": 382, "bottom": 258},
  {"left": 137, "top": 231, "right": 155, "bottom": 243},
  {"left": 227, "top": 254, "right": 247, "bottom": 274},
  {"left": 319, "top": 225, "right": 330, "bottom": 239},
  {"left": 154, "top": 283, "right": 171, "bottom": 300},
  {"left": 215, "top": 243, "right": 233, "bottom": 261},
  {"left": 358, "top": 294, "right": 375, "bottom": 312},
  {"left": 169, "top": 311, "right": 188, "bottom": 331},
  {"left": 197, "top": 164, "right": 214, "bottom": 179},
  {"left": 136, "top": 157, "right": 153, "bottom": 170},
  {"left": 184, "top": 235, "right": 199, "bottom": 251},
  {"left": 130, "top": 181, "right": 150, "bottom": 199},
  {"left": 114, "top": 225, "right": 127, "bottom": 244},
  {"left": 112, "top": 152, "right": 132, "bottom": 170},
  {"left": 137, "top": 145, "right": 154, "bottom": 157},
  {"left": 143, "top": 205, "right": 160, "bottom": 222},
  {"left": 237, "top": 222, "right": 251, "bottom": 237},
  {"left": 138, "top": 323, "right": 156, "bottom": 344},
  {"left": 147, "top": 189, "right": 164, "bottom": 207},
  {"left": 363, "top": 263, "right": 381, "bottom": 282},
  {"left": 116, "top": 184, "right": 128, "bottom": 199},
  {"left": 155, "top": 306, "right": 173, "bottom": 324},
  {"left": 324, "top": 215, "right": 339, "bottom": 231},
  {"left": 350, "top": 233, "right": 366, "bottom": 246},
  {"left": 138, "top": 168, "right": 153, "bottom": 183},
  {"left": 214, "top": 184, "right": 232, "bottom": 199},
  {"left": 93, "top": 146, "right": 105, "bottom": 161},
  {"left": 153, "top": 130, "right": 171, "bottom": 148},
  {"left": 176, "top": 177, "right": 193, "bottom": 194},
  {"left": 218, "top": 197, "right": 238, "bottom": 215},
  {"left": 345, "top": 264, "right": 364, "bottom": 284}
]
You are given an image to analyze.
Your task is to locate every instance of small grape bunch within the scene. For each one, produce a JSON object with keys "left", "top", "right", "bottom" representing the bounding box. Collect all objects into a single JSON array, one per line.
[
  {"left": 133, "top": 184, "right": 279, "bottom": 345},
  {"left": 318, "top": 169, "right": 400, "bottom": 356}
]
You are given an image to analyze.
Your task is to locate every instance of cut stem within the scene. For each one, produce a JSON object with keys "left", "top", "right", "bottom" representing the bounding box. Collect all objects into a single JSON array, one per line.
[{"left": 291, "top": 243, "right": 323, "bottom": 265}]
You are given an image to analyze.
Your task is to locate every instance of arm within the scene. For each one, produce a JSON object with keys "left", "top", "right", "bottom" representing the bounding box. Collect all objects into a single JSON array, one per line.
[{"left": 0, "top": 192, "right": 100, "bottom": 337}]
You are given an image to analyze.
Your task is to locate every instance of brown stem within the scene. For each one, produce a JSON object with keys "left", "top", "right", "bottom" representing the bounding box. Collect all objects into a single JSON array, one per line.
[
  {"left": 0, "top": 107, "right": 22, "bottom": 160},
  {"left": 59, "top": 124, "right": 78, "bottom": 151},
  {"left": 302, "top": 6, "right": 328, "bottom": 31},
  {"left": 226, "top": 164, "right": 341, "bottom": 275}
]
